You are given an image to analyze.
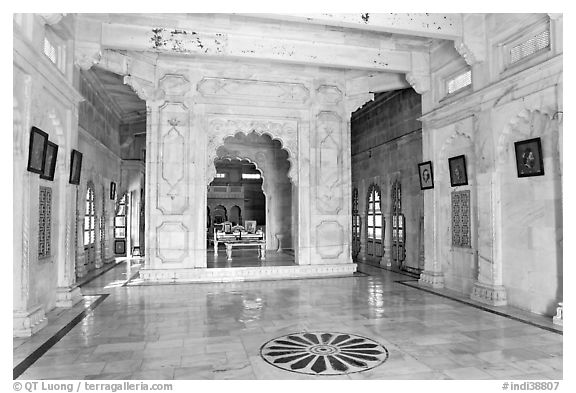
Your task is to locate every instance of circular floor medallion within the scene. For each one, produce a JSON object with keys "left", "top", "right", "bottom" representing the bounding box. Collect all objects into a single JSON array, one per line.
[{"left": 260, "top": 332, "right": 389, "bottom": 375}]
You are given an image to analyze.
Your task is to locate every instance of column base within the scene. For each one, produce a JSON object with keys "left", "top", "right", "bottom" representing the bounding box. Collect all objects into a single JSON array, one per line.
[
  {"left": 56, "top": 286, "right": 83, "bottom": 308},
  {"left": 419, "top": 270, "right": 445, "bottom": 288},
  {"left": 553, "top": 302, "right": 563, "bottom": 326},
  {"left": 76, "top": 263, "right": 88, "bottom": 278},
  {"left": 13, "top": 305, "right": 48, "bottom": 337},
  {"left": 471, "top": 281, "right": 507, "bottom": 306}
]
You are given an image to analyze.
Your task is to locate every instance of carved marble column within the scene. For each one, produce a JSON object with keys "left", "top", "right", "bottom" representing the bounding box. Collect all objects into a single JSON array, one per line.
[
  {"left": 13, "top": 76, "right": 47, "bottom": 336},
  {"left": 418, "top": 125, "right": 445, "bottom": 288},
  {"left": 470, "top": 170, "right": 507, "bottom": 306}
]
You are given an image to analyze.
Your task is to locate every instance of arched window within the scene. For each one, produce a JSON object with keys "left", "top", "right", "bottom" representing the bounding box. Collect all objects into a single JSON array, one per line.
[
  {"left": 84, "top": 184, "right": 95, "bottom": 246},
  {"left": 391, "top": 180, "right": 406, "bottom": 266},
  {"left": 366, "top": 184, "right": 383, "bottom": 257},
  {"left": 352, "top": 188, "right": 361, "bottom": 258}
]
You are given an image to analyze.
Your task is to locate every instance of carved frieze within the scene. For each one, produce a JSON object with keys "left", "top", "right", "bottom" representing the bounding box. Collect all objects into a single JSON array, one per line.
[
  {"left": 206, "top": 116, "right": 298, "bottom": 183},
  {"left": 198, "top": 78, "right": 309, "bottom": 103},
  {"left": 317, "top": 85, "right": 343, "bottom": 105},
  {"left": 155, "top": 221, "right": 189, "bottom": 263},
  {"left": 156, "top": 103, "right": 190, "bottom": 215},
  {"left": 316, "top": 221, "right": 345, "bottom": 259},
  {"left": 159, "top": 74, "right": 191, "bottom": 97},
  {"left": 316, "top": 112, "right": 343, "bottom": 214}
]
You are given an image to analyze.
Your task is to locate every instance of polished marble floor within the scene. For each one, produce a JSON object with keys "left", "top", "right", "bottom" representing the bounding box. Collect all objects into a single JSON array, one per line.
[{"left": 14, "top": 260, "right": 563, "bottom": 380}]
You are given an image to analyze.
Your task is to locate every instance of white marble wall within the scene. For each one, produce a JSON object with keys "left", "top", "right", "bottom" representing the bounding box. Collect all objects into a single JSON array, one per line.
[
  {"left": 13, "top": 14, "right": 83, "bottom": 336},
  {"left": 419, "top": 14, "right": 563, "bottom": 316}
]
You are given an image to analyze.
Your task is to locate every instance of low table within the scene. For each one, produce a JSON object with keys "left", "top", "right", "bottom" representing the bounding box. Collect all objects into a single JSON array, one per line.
[{"left": 223, "top": 241, "right": 266, "bottom": 261}]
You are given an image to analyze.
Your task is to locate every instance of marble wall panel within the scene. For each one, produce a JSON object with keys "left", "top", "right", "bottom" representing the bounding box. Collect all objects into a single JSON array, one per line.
[{"left": 156, "top": 103, "right": 190, "bottom": 215}]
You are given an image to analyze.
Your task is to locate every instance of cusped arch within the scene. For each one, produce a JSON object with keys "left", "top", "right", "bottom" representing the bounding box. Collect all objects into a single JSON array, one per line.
[
  {"left": 206, "top": 117, "right": 298, "bottom": 183},
  {"left": 497, "top": 109, "right": 556, "bottom": 166},
  {"left": 212, "top": 154, "right": 270, "bottom": 197}
]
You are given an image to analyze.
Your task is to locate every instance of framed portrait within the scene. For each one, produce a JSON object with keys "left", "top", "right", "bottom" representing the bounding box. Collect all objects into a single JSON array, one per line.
[
  {"left": 114, "top": 239, "right": 126, "bottom": 255},
  {"left": 448, "top": 155, "right": 468, "bottom": 187},
  {"left": 245, "top": 220, "right": 257, "bottom": 234},
  {"left": 40, "top": 141, "right": 58, "bottom": 181},
  {"left": 27, "top": 126, "right": 49, "bottom": 174},
  {"left": 417, "top": 161, "right": 434, "bottom": 190},
  {"left": 110, "top": 182, "right": 116, "bottom": 200},
  {"left": 69, "top": 149, "right": 83, "bottom": 185},
  {"left": 514, "top": 137, "right": 544, "bottom": 177}
]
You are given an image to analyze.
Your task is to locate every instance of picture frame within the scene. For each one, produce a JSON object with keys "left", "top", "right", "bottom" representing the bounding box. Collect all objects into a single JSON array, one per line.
[
  {"left": 40, "top": 141, "right": 58, "bottom": 181},
  {"left": 27, "top": 126, "right": 49, "bottom": 174},
  {"left": 514, "top": 137, "right": 544, "bottom": 178},
  {"left": 245, "top": 220, "right": 257, "bottom": 234},
  {"left": 448, "top": 155, "right": 468, "bottom": 187},
  {"left": 417, "top": 161, "right": 434, "bottom": 190},
  {"left": 114, "top": 239, "right": 126, "bottom": 255},
  {"left": 69, "top": 149, "right": 83, "bottom": 185},
  {"left": 110, "top": 182, "right": 116, "bottom": 200}
]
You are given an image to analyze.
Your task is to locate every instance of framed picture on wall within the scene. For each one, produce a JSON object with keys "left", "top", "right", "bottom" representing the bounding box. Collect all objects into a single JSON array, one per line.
[
  {"left": 514, "top": 137, "right": 544, "bottom": 177},
  {"left": 417, "top": 161, "right": 434, "bottom": 190},
  {"left": 40, "top": 141, "right": 58, "bottom": 181},
  {"left": 245, "top": 220, "right": 257, "bottom": 234},
  {"left": 69, "top": 149, "right": 83, "bottom": 185},
  {"left": 114, "top": 239, "right": 126, "bottom": 255},
  {"left": 110, "top": 182, "right": 116, "bottom": 200},
  {"left": 448, "top": 155, "right": 468, "bottom": 187},
  {"left": 27, "top": 126, "right": 49, "bottom": 174}
]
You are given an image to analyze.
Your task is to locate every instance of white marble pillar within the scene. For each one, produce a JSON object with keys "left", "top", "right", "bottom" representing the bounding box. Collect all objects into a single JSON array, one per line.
[
  {"left": 471, "top": 170, "right": 507, "bottom": 305},
  {"left": 419, "top": 125, "right": 445, "bottom": 288}
]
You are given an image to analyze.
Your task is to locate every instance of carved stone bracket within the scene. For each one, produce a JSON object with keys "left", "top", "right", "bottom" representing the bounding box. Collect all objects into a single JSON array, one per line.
[
  {"left": 453, "top": 14, "right": 487, "bottom": 65},
  {"left": 406, "top": 51, "right": 431, "bottom": 94},
  {"left": 124, "top": 76, "right": 165, "bottom": 102},
  {"left": 75, "top": 42, "right": 102, "bottom": 71},
  {"left": 206, "top": 117, "right": 298, "bottom": 183},
  {"left": 344, "top": 93, "right": 374, "bottom": 116},
  {"left": 39, "top": 13, "right": 65, "bottom": 25},
  {"left": 405, "top": 72, "right": 430, "bottom": 95},
  {"left": 471, "top": 281, "right": 507, "bottom": 306}
]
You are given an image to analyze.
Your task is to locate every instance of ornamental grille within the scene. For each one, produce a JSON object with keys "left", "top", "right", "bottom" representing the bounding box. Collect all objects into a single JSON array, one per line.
[
  {"left": 510, "top": 30, "right": 550, "bottom": 64},
  {"left": 39, "top": 187, "right": 52, "bottom": 258},
  {"left": 451, "top": 190, "right": 471, "bottom": 248},
  {"left": 43, "top": 37, "right": 57, "bottom": 64},
  {"left": 447, "top": 70, "right": 472, "bottom": 94}
]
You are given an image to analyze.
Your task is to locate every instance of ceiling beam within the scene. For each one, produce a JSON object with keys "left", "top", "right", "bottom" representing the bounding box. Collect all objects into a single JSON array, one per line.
[
  {"left": 99, "top": 22, "right": 415, "bottom": 72},
  {"left": 240, "top": 13, "right": 462, "bottom": 41}
]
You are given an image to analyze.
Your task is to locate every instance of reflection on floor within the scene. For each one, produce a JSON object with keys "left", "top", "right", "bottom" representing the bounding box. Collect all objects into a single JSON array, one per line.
[
  {"left": 14, "top": 261, "right": 562, "bottom": 380},
  {"left": 207, "top": 248, "right": 295, "bottom": 268}
]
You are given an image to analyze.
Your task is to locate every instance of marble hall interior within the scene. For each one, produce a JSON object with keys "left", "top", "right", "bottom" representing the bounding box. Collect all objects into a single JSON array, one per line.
[{"left": 13, "top": 13, "right": 563, "bottom": 380}]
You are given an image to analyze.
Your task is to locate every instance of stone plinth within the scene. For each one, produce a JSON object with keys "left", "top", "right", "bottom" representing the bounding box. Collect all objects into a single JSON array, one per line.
[
  {"left": 139, "top": 263, "right": 357, "bottom": 283},
  {"left": 471, "top": 281, "right": 507, "bottom": 306},
  {"left": 419, "top": 270, "right": 445, "bottom": 288}
]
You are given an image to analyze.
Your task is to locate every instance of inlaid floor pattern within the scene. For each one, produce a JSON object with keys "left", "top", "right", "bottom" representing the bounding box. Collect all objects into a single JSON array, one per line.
[{"left": 14, "top": 261, "right": 562, "bottom": 380}]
